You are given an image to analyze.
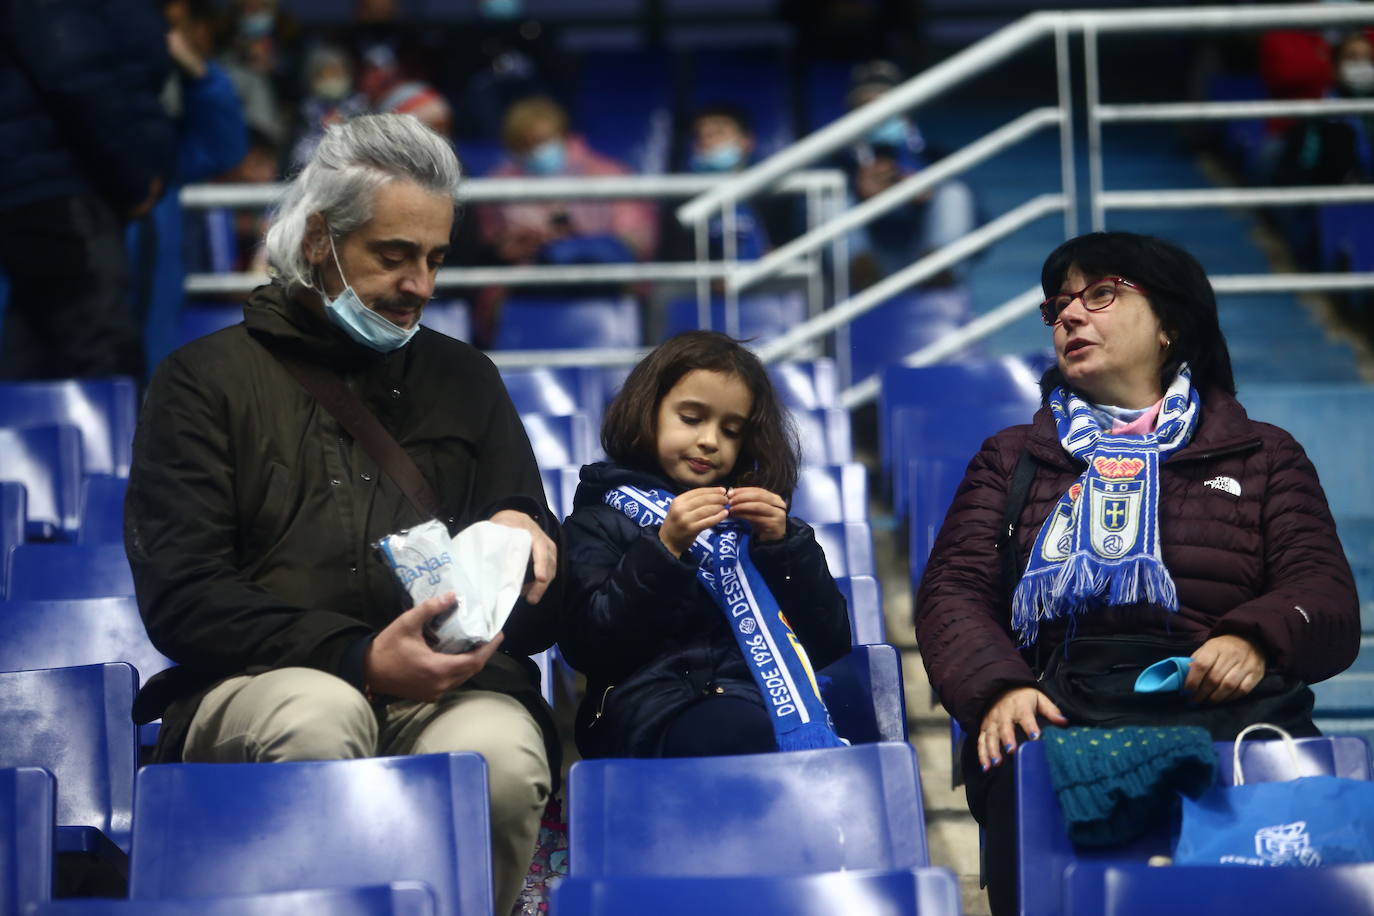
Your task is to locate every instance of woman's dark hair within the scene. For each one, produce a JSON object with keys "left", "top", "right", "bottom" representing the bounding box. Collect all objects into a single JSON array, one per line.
[
  {"left": 1038, "top": 231, "right": 1235, "bottom": 400},
  {"left": 601, "top": 330, "right": 800, "bottom": 496}
]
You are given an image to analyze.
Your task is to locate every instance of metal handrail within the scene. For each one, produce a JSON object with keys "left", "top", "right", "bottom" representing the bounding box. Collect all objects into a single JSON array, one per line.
[
  {"left": 1097, "top": 98, "right": 1374, "bottom": 123},
  {"left": 1100, "top": 185, "right": 1374, "bottom": 210}
]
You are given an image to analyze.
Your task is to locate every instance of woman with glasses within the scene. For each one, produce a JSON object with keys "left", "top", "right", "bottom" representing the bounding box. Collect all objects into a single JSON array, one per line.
[{"left": 915, "top": 231, "right": 1359, "bottom": 915}]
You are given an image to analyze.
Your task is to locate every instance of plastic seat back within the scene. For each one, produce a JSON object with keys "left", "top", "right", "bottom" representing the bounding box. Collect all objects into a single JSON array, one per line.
[
  {"left": 520, "top": 412, "right": 597, "bottom": 470},
  {"left": 792, "top": 463, "right": 867, "bottom": 525},
  {"left": 28, "top": 882, "right": 437, "bottom": 915},
  {"left": 6, "top": 543, "right": 134, "bottom": 600},
  {"left": 834, "top": 574, "right": 884, "bottom": 645},
  {"left": 791, "top": 407, "right": 853, "bottom": 467},
  {"left": 418, "top": 300, "right": 471, "bottom": 343},
  {"left": 0, "top": 766, "right": 55, "bottom": 915},
  {"left": 0, "top": 481, "right": 25, "bottom": 597},
  {"left": 821, "top": 644, "right": 906, "bottom": 744},
  {"left": 0, "top": 664, "right": 137, "bottom": 854},
  {"left": 1017, "top": 735, "right": 1373, "bottom": 916},
  {"left": 501, "top": 368, "right": 605, "bottom": 418},
  {"left": 540, "top": 466, "right": 581, "bottom": 522},
  {"left": 551, "top": 866, "right": 964, "bottom": 916},
  {"left": 0, "top": 424, "right": 84, "bottom": 541},
  {"left": 1063, "top": 861, "right": 1374, "bottom": 916},
  {"left": 77, "top": 475, "right": 128, "bottom": 544},
  {"left": 908, "top": 457, "right": 975, "bottom": 587},
  {"left": 0, "top": 597, "right": 172, "bottom": 682},
  {"left": 129, "top": 752, "right": 492, "bottom": 916},
  {"left": 0, "top": 378, "right": 137, "bottom": 477},
  {"left": 769, "top": 360, "right": 836, "bottom": 410},
  {"left": 662, "top": 293, "right": 807, "bottom": 346},
  {"left": 568, "top": 741, "right": 927, "bottom": 877},
  {"left": 813, "top": 521, "right": 875, "bottom": 580},
  {"left": 492, "top": 297, "right": 641, "bottom": 351}
]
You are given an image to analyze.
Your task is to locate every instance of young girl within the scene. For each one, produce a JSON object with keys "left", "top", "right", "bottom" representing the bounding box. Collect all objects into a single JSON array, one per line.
[{"left": 558, "top": 331, "right": 852, "bottom": 759}]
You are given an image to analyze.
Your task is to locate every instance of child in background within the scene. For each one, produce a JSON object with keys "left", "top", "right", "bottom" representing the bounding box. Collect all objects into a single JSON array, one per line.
[{"left": 558, "top": 331, "right": 851, "bottom": 759}]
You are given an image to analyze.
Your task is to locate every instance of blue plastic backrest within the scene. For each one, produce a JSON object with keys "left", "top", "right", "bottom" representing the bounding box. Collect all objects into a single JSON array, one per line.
[
  {"left": 175, "top": 305, "right": 243, "bottom": 348},
  {"left": 0, "top": 766, "right": 55, "bottom": 915},
  {"left": 1017, "top": 735, "right": 1374, "bottom": 916},
  {"left": 540, "top": 466, "right": 582, "bottom": 522},
  {"left": 0, "top": 378, "right": 137, "bottom": 477},
  {"left": 77, "top": 475, "right": 128, "bottom": 544},
  {"left": 6, "top": 543, "right": 134, "bottom": 600},
  {"left": 662, "top": 293, "right": 807, "bottom": 346},
  {"left": 503, "top": 368, "right": 586, "bottom": 417},
  {"left": 28, "top": 882, "right": 437, "bottom": 915},
  {"left": 0, "top": 597, "right": 172, "bottom": 681},
  {"left": 418, "top": 300, "right": 471, "bottom": 343},
  {"left": 770, "top": 360, "right": 837, "bottom": 411},
  {"left": 850, "top": 289, "right": 972, "bottom": 389},
  {"left": 0, "top": 663, "right": 137, "bottom": 854},
  {"left": 1, "top": 482, "right": 25, "bottom": 596},
  {"left": 792, "top": 463, "right": 868, "bottom": 525},
  {"left": 791, "top": 407, "right": 853, "bottom": 467},
  {"left": 1062, "top": 861, "right": 1374, "bottom": 916},
  {"left": 0, "top": 424, "right": 84, "bottom": 540},
  {"left": 521, "top": 413, "right": 598, "bottom": 470},
  {"left": 834, "top": 574, "right": 884, "bottom": 645},
  {"left": 551, "top": 866, "right": 964, "bottom": 916},
  {"left": 814, "top": 521, "right": 876, "bottom": 580},
  {"left": 129, "top": 752, "right": 492, "bottom": 916},
  {"left": 820, "top": 644, "right": 907, "bottom": 744},
  {"left": 568, "top": 741, "right": 927, "bottom": 877},
  {"left": 492, "top": 297, "right": 642, "bottom": 351},
  {"left": 908, "top": 457, "right": 971, "bottom": 587}
]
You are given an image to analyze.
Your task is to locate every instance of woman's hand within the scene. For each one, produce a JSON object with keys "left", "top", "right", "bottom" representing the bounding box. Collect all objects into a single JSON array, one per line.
[
  {"left": 1185, "top": 634, "right": 1267, "bottom": 704},
  {"left": 977, "top": 686, "right": 1068, "bottom": 771},
  {"left": 726, "top": 486, "right": 787, "bottom": 542},
  {"left": 659, "top": 487, "right": 728, "bottom": 556}
]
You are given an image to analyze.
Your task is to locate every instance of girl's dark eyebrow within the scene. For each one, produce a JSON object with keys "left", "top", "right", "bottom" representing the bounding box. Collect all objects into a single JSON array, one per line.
[{"left": 673, "top": 397, "right": 747, "bottom": 424}]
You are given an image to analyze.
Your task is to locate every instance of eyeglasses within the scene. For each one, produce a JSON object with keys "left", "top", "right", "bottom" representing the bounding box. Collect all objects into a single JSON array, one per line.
[{"left": 1040, "top": 276, "right": 1145, "bottom": 326}]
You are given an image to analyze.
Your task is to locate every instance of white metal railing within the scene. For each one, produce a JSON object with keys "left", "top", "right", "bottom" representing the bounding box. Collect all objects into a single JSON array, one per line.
[{"left": 675, "top": 3, "right": 1374, "bottom": 405}]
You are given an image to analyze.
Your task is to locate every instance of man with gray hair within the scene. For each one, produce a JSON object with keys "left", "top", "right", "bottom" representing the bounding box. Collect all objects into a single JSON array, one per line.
[{"left": 126, "top": 113, "right": 559, "bottom": 914}]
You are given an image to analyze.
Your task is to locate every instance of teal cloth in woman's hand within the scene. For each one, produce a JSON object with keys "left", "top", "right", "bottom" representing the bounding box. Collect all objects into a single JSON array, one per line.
[{"left": 1134, "top": 656, "right": 1193, "bottom": 693}]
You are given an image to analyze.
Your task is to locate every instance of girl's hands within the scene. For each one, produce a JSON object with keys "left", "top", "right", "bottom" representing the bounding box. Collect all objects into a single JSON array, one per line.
[
  {"left": 726, "top": 486, "right": 788, "bottom": 542},
  {"left": 659, "top": 487, "right": 728, "bottom": 556}
]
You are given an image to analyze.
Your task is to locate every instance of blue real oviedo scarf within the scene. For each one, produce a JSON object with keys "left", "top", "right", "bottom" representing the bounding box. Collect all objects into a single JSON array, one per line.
[
  {"left": 1011, "top": 367, "right": 1201, "bottom": 647},
  {"left": 603, "top": 484, "right": 845, "bottom": 751}
]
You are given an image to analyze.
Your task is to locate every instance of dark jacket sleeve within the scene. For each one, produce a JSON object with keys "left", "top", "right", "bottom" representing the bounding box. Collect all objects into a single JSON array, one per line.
[
  {"left": 470, "top": 358, "right": 563, "bottom": 657},
  {"left": 1210, "top": 427, "right": 1360, "bottom": 683},
  {"left": 125, "top": 350, "right": 373, "bottom": 682},
  {"left": 914, "top": 433, "right": 1041, "bottom": 733},
  {"left": 557, "top": 505, "right": 707, "bottom": 684},
  {"left": 749, "top": 517, "right": 851, "bottom": 671},
  {"left": 5, "top": 0, "right": 176, "bottom": 212}
]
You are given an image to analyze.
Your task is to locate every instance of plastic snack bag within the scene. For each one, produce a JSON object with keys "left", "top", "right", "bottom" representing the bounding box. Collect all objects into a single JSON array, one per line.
[{"left": 377, "top": 518, "right": 532, "bottom": 653}]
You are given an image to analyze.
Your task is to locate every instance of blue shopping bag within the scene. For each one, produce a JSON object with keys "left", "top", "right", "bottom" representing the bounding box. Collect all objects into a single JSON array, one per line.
[{"left": 1175, "top": 724, "right": 1374, "bottom": 867}]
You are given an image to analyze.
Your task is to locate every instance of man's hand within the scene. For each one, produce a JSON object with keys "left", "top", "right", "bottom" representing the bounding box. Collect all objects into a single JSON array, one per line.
[
  {"left": 977, "top": 686, "right": 1068, "bottom": 771},
  {"left": 489, "top": 509, "right": 557, "bottom": 604},
  {"left": 726, "top": 486, "right": 787, "bottom": 542},
  {"left": 364, "top": 592, "right": 505, "bottom": 702},
  {"left": 1186, "top": 634, "right": 1267, "bottom": 704},
  {"left": 659, "top": 487, "right": 728, "bottom": 556}
]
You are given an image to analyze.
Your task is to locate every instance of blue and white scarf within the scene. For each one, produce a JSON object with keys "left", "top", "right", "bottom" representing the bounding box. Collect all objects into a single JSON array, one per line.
[
  {"left": 603, "top": 484, "right": 845, "bottom": 751},
  {"left": 1011, "top": 367, "right": 1201, "bottom": 647}
]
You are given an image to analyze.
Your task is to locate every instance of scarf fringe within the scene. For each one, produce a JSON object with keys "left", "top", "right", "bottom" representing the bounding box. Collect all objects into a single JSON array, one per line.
[{"left": 1013, "top": 555, "right": 1179, "bottom": 648}]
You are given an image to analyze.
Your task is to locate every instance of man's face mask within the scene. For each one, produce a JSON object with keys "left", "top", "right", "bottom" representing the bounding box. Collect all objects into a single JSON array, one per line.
[
  {"left": 522, "top": 139, "right": 566, "bottom": 176},
  {"left": 321, "top": 231, "right": 420, "bottom": 353},
  {"left": 690, "top": 142, "right": 745, "bottom": 173}
]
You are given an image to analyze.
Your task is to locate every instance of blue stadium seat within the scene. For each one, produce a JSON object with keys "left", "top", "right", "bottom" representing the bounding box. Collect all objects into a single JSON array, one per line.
[
  {"left": 821, "top": 644, "right": 906, "bottom": 744},
  {"left": 849, "top": 288, "right": 977, "bottom": 388},
  {"left": 502, "top": 368, "right": 606, "bottom": 419},
  {"left": 0, "top": 767, "right": 55, "bottom": 916},
  {"left": 662, "top": 293, "right": 807, "bottom": 345},
  {"left": 792, "top": 463, "right": 868, "bottom": 525},
  {"left": 1319, "top": 203, "right": 1374, "bottom": 273},
  {"left": 791, "top": 406, "right": 853, "bottom": 467},
  {"left": 1062, "top": 861, "right": 1374, "bottom": 916},
  {"left": 540, "top": 465, "right": 582, "bottom": 522},
  {"left": 77, "top": 475, "right": 128, "bottom": 544},
  {"left": 1016, "top": 735, "right": 1373, "bottom": 916},
  {"left": 0, "top": 481, "right": 25, "bottom": 597},
  {"left": 908, "top": 457, "right": 976, "bottom": 587},
  {"left": 835, "top": 574, "right": 885, "bottom": 645},
  {"left": 520, "top": 412, "right": 598, "bottom": 470},
  {"left": 572, "top": 49, "right": 672, "bottom": 174},
  {"left": 28, "top": 882, "right": 438, "bottom": 916},
  {"left": 418, "top": 299, "right": 471, "bottom": 343},
  {"left": 1335, "top": 515, "right": 1374, "bottom": 634},
  {"left": 175, "top": 305, "right": 242, "bottom": 348},
  {"left": 770, "top": 360, "right": 837, "bottom": 410},
  {"left": 568, "top": 741, "right": 928, "bottom": 877},
  {"left": 0, "top": 597, "right": 172, "bottom": 683},
  {"left": 0, "top": 377, "right": 138, "bottom": 477},
  {"left": 0, "top": 663, "right": 138, "bottom": 858},
  {"left": 0, "top": 424, "right": 84, "bottom": 541},
  {"left": 6, "top": 543, "right": 134, "bottom": 600},
  {"left": 551, "top": 866, "right": 964, "bottom": 916},
  {"left": 813, "top": 521, "right": 875, "bottom": 579},
  {"left": 129, "top": 753, "right": 492, "bottom": 915},
  {"left": 492, "top": 297, "right": 642, "bottom": 351}
]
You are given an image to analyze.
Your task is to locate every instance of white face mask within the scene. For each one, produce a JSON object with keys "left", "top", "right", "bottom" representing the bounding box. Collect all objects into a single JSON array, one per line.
[
  {"left": 321, "top": 233, "right": 419, "bottom": 353},
  {"left": 1341, "top": 60, "right": 1374, "bottom": 95}
]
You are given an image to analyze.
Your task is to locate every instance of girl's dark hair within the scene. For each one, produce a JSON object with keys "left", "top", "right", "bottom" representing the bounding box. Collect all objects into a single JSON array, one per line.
[
  {"left": 1038, "top": 231, "right": 1235, "bottom": 400},
  {"left": 601, "top": 331, "right": 800, "bottom": 496}
]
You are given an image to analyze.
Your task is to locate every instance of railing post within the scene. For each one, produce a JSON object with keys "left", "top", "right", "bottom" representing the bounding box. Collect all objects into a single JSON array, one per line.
[
  {"left": 1054, "top": 18, "right": 1078, "bottom": 240},
  {"left": 1084, "top": 23, "right": 1105, "bottom": 231}
]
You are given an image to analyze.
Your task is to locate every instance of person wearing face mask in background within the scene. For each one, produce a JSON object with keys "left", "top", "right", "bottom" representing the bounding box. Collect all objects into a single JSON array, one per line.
[
  {"left": 838, "top": 60, "right": 980, "bottom": 289},
  {"left": 474, "top": 95, "right": 658, "bottom": 345},
  {"left": 288, "top": 44, "right": 368, "bottom": 170},
  {"left": 124, "top": 114, "right": 563, "bottom": 916}
]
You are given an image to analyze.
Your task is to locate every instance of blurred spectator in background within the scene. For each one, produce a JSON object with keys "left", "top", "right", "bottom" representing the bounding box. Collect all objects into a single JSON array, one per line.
[
  {"left": 218, "top": 0, "right": 303, "bottom": 112},
  {"left": 128, "top": 0, "right": 248, "bottom": 376},
  {"left": 214, "top": 127, "right": 283, "bottom": 277},
  {"left": 376, "top": 81, "right": 454, "bottom": 137},
  {"left": 289, "top": 43, "right": 367, "bottom": 169},
  {"left": 839, "top": 61, "right": 978, "bottom": 288},
  {"left": 0, "top": 0, "right": 176, "bottom": 379}
]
